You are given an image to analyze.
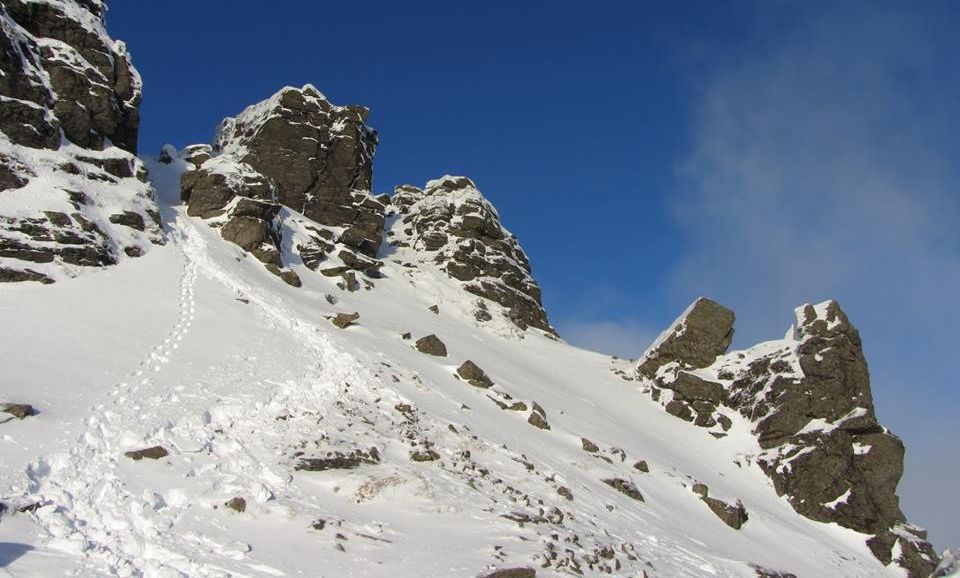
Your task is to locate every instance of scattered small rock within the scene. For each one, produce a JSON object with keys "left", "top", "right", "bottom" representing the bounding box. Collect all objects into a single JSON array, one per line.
[
  {"left": 225, "top": 497, "right": 246, "bottom": 513},
  {"left": 124, "top": 446, "right": 169, "bottom": 460},
  {"left": 558, "top": 486, "right": 574, "bottom": 501},
  {"left": 331, "top": 312, "right": 360, "bottom": 329},
  {"left": 603, "top": 478, "right": 644, "bottom": 502},
  {"left": 410, "top": 449, "right": 441, "bottom": 462},
  {"left": 581, "top": 438, "right": 599, "bottom": 453},
  {"left": 428, "top": 304, "right": 439, "bottom": 314},
  {"left": 401, "top": 332, "right": 412, "bottom": 340},
  {"left": 415, "top": 334, "right": 447, "bottom": 356},
  {"left": 633, "top": 460, "right": 649, "bottom": 473},
  {"left": 312, "top": 519, "right": 327, "bottom": 530},
  {"left": 296, "top": 448, "right": 380, "bottom": 471}
]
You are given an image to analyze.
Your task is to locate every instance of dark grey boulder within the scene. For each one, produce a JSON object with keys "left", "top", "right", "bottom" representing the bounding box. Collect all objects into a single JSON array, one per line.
[
  {"left": 527, "top": 402, "right": 550, "bottom": 430},
  {"left": 124, "top": 446, "right": 169, "bottom": 460},
  {"left": 456, "top": 360, "right": 494, "bottom": 388},
  {"left": 638, "top": 297, "right": 734, "bottom": 378},
  {"left": 1, "top": 403, "right": 35, "bottom": 420},
  {"left": 331, "top": 312, "right": 360, "bottom": 329},
  {"left": 415, "top": 334, "right": 447, "bottom": 357}
]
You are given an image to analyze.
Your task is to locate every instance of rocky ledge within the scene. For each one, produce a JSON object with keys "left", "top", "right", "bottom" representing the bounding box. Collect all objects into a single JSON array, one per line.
[{"left": 637, "top": 298, "right": 939, "bottom": 577}]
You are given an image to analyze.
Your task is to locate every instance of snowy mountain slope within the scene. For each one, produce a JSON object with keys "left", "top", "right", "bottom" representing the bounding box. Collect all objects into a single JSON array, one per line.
[{"left": 0, "top": 157, "right": 926, "bottom": 577}]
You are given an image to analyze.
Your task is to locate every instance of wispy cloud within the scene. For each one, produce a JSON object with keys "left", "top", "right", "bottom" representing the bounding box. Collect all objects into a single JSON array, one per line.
[
  {"left": 558, "top": 318, "right": 658, "bottom": 360},
  {"left": 672, "top": 2, "right": 960, "bottom": 549}
]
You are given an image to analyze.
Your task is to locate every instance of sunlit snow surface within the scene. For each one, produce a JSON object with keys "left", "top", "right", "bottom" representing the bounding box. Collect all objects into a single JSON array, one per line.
[{"left": 0, "top": 159, "right": 906, "bottom": 576}]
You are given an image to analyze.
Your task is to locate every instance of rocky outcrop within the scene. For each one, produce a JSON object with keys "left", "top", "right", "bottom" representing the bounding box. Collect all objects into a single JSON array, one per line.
[
  {"left": 216, "top": 85, "right": 381, "bottom": 256},
  {"left": 178, "top": 85, "right": 385, "bottom": 287},
  {"left": 1, "top": 0, "right": 140, "bottom": 152},
  {"left": 638, "top": 298, "right": 938, "bottom": 577},
  {"left": 0, "top": 0, "right": 162, "bottom": 283},
  {"left": 390, "top": 176, "right": 554, "bottom": 334},
  {"left": 639, "top": 298, "right": 734, "bottom": 433},
  {"left": 638, "top": 297, "right": 735, "bottom": 378}
]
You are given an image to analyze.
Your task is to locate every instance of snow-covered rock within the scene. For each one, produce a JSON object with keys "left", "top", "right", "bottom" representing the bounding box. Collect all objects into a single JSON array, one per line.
[
  {"left": 176, "top": 85, "right": 388, "bottom": 288},
  {"left": 390, "top": 175, "right": 554, "bottom": 334},
  {"left": 0, "top": 0, "right": 162, "bottom": 284},
  {"left": 639, "top": 298, "right": 939, "bottom": 577}
]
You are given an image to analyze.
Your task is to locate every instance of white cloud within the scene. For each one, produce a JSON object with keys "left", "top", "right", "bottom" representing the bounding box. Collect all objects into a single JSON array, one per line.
[
  {"left": 557, "top": 319, "right": 658, "bottom": 360},
  {"left": 672, "top": 2, "right": 960, "bottom": 550}
]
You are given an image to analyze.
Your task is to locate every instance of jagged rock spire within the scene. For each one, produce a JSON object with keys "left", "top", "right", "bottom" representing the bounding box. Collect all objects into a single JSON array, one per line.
[{"left": 639, "top": 298, "right": 939, "bottom": 577}]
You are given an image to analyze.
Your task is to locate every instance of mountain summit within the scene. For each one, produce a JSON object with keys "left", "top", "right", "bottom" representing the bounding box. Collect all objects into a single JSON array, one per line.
[{"left": 0, "top": 2, "right": 952, "bottom": 577}]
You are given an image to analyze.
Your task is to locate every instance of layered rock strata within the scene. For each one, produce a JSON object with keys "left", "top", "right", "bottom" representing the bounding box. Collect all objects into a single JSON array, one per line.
[{"left": 0, "top": 0, "right": 163, "bottom": 283}]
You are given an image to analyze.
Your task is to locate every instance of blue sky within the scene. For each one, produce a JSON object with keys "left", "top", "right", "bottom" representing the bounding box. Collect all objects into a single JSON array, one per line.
[{"left": 108, "top": 1, "right": 958, "bottom": 549}]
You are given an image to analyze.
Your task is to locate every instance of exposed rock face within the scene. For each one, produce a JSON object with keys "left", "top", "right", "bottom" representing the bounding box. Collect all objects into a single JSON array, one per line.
[
  {"left": 178, "top": 85, "right": 385, "bottom": 286},
  {"left": 390, "top": 176, "right": 554, "bottom": 334},
  {"left": 0, "top": 0, "right": 162, "bottom": 283},
  {"left": 639, "top": 298, "right": 734, "bottom": 433},
  {"left": 639, "top": 298, "right": 938, "bottom": 577},
  {"left": 1, "top": 0, "right": 141, "bottom": 152},
  {"left": 638, "top": 297, "right": 735, "bottom": 378},
  {"left": 216, "top": 85, "right": 381, "bottom": 256}
]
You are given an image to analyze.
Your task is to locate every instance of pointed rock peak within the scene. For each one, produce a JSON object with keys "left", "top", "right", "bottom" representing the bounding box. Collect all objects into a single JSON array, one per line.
[
  {"left": 388, "top": 176, "right": 554, "bottom": 335},
  {"left": 794, "top": 300, "right": 856, "bottom": 339},
  {"left": 638, "top": 297, "right": 735, "bottom": 378}
]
